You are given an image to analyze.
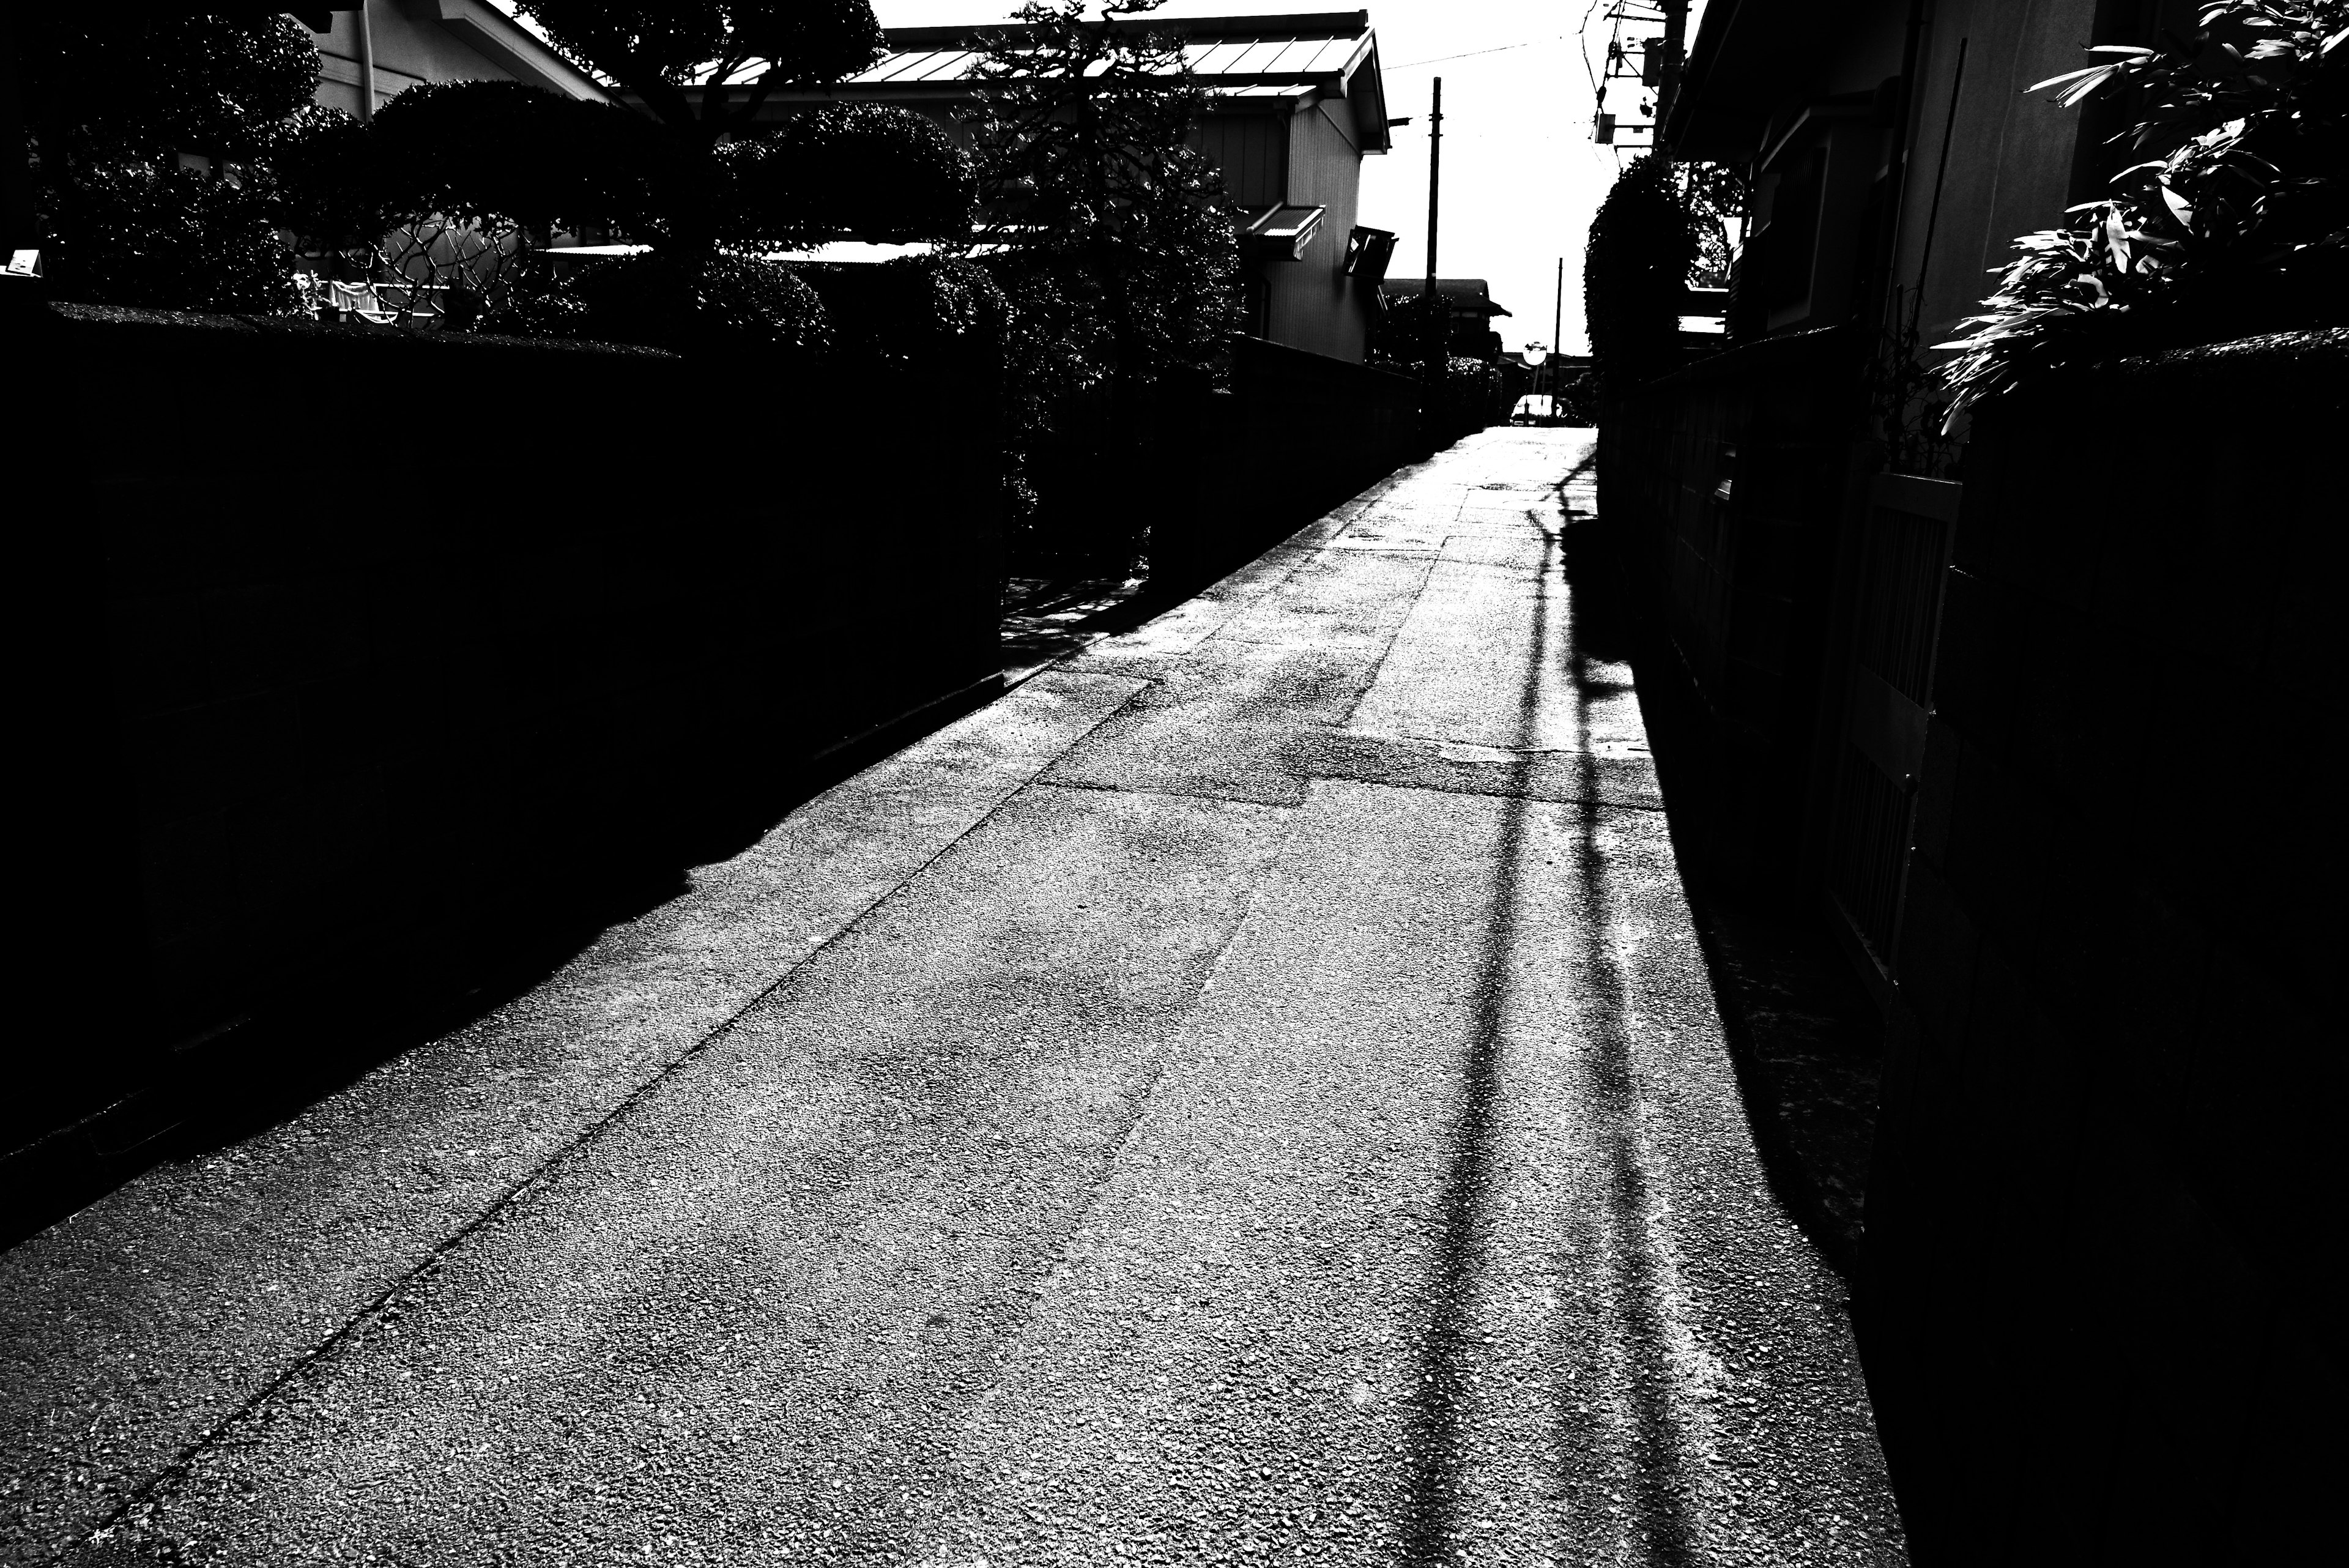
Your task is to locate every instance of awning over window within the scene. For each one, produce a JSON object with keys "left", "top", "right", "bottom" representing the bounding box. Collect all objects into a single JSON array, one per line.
[{"left": 1241, "top": 204, "right": 1326, "bottom": 262}]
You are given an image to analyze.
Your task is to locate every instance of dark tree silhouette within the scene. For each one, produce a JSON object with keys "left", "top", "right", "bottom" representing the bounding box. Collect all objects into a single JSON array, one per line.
[{"left": 1582, "top": 155, "right": 1693, "bottom": 396}]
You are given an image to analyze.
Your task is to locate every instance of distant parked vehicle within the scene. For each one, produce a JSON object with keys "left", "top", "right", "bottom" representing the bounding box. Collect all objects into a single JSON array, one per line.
[{"left": 1510, "top": 394, "right": 1564, "bottom": 426}]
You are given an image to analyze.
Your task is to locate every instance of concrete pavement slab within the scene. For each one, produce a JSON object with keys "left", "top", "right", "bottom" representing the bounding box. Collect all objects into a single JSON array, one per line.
[
  {"left": 88, "top": 784, "right": 1290, "bottom": 1567},
  {"left": 0, "top": 671, "right": 1149, "bottom": 1565},
  {"left": 920, "top": 780, "right": 1901, "bottom": 1567}
]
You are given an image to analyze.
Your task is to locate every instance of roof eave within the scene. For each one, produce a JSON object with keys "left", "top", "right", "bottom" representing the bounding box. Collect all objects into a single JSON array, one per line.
[
  {"left": 420, "top": 0, "right": 612, "bottom": 103},
  {"left": 1664, "top": 0, "right": 1841, "bottom": 162},
  {"left": 1341, "top": 32, "right": 1390, "bottom": 153}
]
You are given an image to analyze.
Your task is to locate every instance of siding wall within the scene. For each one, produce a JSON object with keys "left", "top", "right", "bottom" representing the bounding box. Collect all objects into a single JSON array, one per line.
[
  {"left": 306, "top": 11, "right": 513, "bottom": 116},
  {"left": 1260, "top": 99, "right": 1368, "bottom": 362},
  {"left": 1193, "top": 110, "right": 1288, "bottom": 207},
  {"left": 1888, "top": 0, "right": 2099, "bottom": 343}
]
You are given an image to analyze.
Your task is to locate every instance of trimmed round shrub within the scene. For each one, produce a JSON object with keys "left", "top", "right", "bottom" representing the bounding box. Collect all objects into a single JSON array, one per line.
[
  {"left": 23, "top": 12, "right": 317, "bottom": 310},
  {"left": 23, "top": 12, "right": 317, "bottom": 157},
  {"left": 368, "top": 78, "right": 668, "bottom": 237},
  {"left": 490, "top": 253, "right": 832, "bottom": 356},
  {"left": 50, "top": 160, "right": 296, "bottom": 312},
  {"left": 270, "top": 106, "right": 407, "bottom": 253},
  {"left": 725, "top": 103, "right": 974, "bottom": 247},
  {"left": 798, "top": 255, "right": 1008, "bottom": 366},
  {"left": 518, "top": 1, "right": 886, "bottom": 90},
  {"left": 1583, "top": 154, "right": 1693, "bottom": 395}
]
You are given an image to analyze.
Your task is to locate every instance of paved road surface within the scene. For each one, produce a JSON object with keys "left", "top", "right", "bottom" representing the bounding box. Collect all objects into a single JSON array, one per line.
[{"left": 1, "top": 429, "right": 1906, "bottom": 1566}]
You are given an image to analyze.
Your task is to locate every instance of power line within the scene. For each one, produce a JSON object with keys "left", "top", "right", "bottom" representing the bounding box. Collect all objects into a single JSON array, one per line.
[{"left": 1386, "top": 38, "right": 1562, "bottom": 71}]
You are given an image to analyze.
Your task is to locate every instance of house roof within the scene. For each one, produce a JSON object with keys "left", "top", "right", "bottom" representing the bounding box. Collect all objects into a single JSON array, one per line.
[
  {"left": 760, "top": 12, "right": 1390, "bottom": 150},
  {"left": 1379, "top": 279, "right": 1513, "bottom": 318},
  {"left": 405, "top": 0, "right": 612, "bottom": 102},
  {"left": 1666, "top": 0, "right": 1858, "bottom": 160}
]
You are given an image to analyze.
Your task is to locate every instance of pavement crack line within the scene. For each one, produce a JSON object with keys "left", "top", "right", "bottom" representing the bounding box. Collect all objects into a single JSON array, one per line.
[
  {"left": 73, "top": 674, "right": 1168, "bottom": 1555},
  {"left": 937, "top": 790, "right": 1307, "bottom": 1422},
  {"left": 1323, "top": 482, "right": 1473, "bottom": 733}
]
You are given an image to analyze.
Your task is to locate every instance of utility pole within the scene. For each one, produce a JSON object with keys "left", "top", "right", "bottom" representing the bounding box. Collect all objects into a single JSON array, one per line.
[
  {"left": 1423, "top": 77, "right": 1445, "bottom": 396},
  {"left": 1656, "top": 0, "right": 1688, "bottom": 143},
  {"left": 1552, "top": 257, "right": 1564, "bottom": 399}
]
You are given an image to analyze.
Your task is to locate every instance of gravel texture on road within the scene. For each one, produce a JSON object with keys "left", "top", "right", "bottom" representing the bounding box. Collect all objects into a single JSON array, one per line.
[{"left": 2, "top": 429, "right": 1906, "bottom": 1567}]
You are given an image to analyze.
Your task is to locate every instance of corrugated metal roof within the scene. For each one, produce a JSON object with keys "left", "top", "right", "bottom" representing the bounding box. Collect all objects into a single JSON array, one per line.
[
  {"left": 732, "top": 16, "right": 1390, "bottom": 152},
  {"left": 843, "top": 30, "right": 1370, "bottom": 87}
]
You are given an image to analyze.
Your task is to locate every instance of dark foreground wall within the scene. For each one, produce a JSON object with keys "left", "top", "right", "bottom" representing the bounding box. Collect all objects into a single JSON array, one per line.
[
  {"left": 1151, "top": 335, "right": 1425, "bottom": 586},
  {"left": 1596, "top": 325, "right": 1874, "bottom": 898},
  {"left": 8, "top": 302, "right": 1003, "bottom": 1181},
  {"left": 1861, "top": 330, "right": 2345, "bottom": 1561}
]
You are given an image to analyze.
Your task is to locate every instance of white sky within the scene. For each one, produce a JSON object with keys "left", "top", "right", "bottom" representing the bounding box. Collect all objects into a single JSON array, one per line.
[{"left": 499, "top": 2, "right": 1697, "bottom": 353}]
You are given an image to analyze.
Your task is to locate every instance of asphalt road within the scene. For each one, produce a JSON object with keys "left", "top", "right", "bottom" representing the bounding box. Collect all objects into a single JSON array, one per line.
[{"left": 1, "top": 429, "right": 1907, "bottom": 1566}]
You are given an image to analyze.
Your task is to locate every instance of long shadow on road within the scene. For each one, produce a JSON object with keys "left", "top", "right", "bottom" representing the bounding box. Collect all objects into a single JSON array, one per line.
[
  {"left": 1398, "top": 502, "right": 1701, "bottom": 1565},
  {"left": 1556, "top": 470, "right": 1884, "bottom": 1280}
]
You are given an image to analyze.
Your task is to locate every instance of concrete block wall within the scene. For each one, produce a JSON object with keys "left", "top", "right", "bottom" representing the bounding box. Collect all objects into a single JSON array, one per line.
[
  {"left": 1150, "top": 336, "right": 1424, "bottom": 589},
  {"left": 1860, "top": 330, "right": 2345, "bottom": 1561},
  {"left": 9, "top": 303, "right": 1004, "bottom": 1173},
  {"left": 1596, "top": 325, "right": 1871, "bottom": 896}
]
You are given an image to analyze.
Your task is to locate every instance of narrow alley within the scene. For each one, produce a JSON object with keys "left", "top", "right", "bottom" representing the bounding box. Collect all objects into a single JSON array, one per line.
[{"left": 2, "top": 429, "right": 1906, "bottom": 1567}]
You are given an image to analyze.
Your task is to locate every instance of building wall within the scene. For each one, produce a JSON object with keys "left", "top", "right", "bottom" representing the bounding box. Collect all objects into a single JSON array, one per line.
[
  {"left": 1260, "top": 97, "right": 1369, "bottom": 362},
  {"left": 1597, "top": 327, "right": 1872, "bottom": 895},
  {"left": 1887, "top": 0, "right": 2100, "bottom": 344},
  {"left": 1194, "top": 110, "right": 1288, "bottom": 207},
  {"left": 1702, "top": 0, "right": 2107, "bottom": 352},
  {"left": 307, "top": 10, "right": 512, "bottom": 116}
]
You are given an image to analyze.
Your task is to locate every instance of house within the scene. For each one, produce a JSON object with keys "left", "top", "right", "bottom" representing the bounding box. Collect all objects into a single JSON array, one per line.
[
  {"left": 1374, "top": 277, "right": 1511, "bottom": 359},
  {"left": 305, "top": 1, "right": 610, "bottom": 119},
  {"left": 749, "top": 10, "right": 1398, "bottom": 364}
]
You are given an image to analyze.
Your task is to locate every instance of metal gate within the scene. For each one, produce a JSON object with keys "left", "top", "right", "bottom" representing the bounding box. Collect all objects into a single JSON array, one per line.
[{"left": 1826, "top": 472, "right": 1962, "bottom": 994}]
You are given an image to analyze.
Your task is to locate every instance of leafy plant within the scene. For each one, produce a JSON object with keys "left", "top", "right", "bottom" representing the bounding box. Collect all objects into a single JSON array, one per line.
[
  {"left": 50, "top": 158, "right": 300, "bottom": 313},
  {"left": 796, "top": 255, "right": 1009, "bottom": 370},
  {"left": 20, "top": 11, "right": 320, "bottom": 311},
  {"left": 558, "top": 251, "right": 831, "bottom": 354},
  {"left": 959, "top": 0, "right": 1238, "bottom": 393},
  {"left": 949, "top": 0, "right": 1241, "bottom": 565},
  {"left": 1583, "top": 154, "right": 1694, "bottom": 395},
  {"left": 487, "top": 2, "right": 971, "bottom": 349},
  {"left": 511, "top": 1, "right": 889, "bottom": 259},
  {"left": 721, "top": 103, "right": 974, "bottom": 250},
  {"left": 1937, "top": 1, "right": 2349, "bottom": 423},
  {"left": 1675, "top": 160, "right": 1749, "bottom": 290}
]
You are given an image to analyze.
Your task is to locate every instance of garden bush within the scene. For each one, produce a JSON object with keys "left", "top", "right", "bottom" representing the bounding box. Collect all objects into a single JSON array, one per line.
[
  {"left": 365, "top": 80, "right": 667, "bottom": 241},
  {"left": 1583, "top": 154, "right": 1693, "bottom": 396},
  {"left": 725, "top": 105, "right": 976, "bottom": 249},
  {"left": 797, "top": 255, "right": 1009, "bottom": 368},
  {"left": 483, "top": 252, "right": 831, "bottom": 357},
  {"left": 21, "top": 10, "right": 319, "bottom": 310}
]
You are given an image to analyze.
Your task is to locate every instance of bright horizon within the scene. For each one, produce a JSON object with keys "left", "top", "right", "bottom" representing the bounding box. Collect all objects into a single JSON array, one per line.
[
  {"left": 495, "top": 1, "right": 1700, "bottom": 355},
  {"left": 871, "top": 2, "right": 1703, "bottom": 358}
]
